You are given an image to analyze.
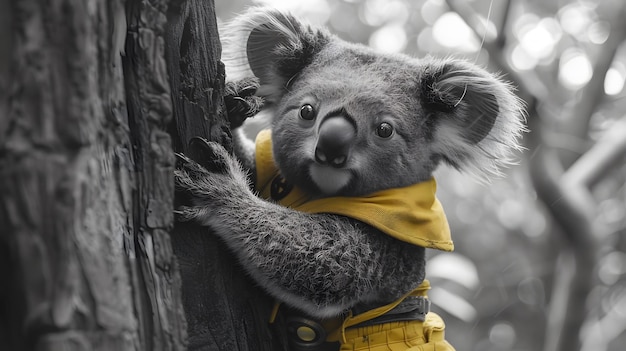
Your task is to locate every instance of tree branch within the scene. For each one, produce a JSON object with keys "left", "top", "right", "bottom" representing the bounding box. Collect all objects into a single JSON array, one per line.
[
  {"left": 495, "top": 0, "right": 513, "bottom": 47},
  {"left": 562, "top": 117, "right": 626, "bottom": 188},
  {"left": 527, "top": 120, "right": 596, "bottom": 351}
]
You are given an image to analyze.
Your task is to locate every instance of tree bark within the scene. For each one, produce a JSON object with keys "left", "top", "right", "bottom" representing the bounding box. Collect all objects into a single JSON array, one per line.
[
  {"left": 165, "top": 1, "right": 282, "bottom": 350},
  {"left": 1, "top": 0, "right": 186, "bottom": 350}
]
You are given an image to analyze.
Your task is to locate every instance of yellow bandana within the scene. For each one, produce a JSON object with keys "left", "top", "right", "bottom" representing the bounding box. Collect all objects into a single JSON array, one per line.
[{"left": 254, "top": 129, "right": 453, "bottom": 251}]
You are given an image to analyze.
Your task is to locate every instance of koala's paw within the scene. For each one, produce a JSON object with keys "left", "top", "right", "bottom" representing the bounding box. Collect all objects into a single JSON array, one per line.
[
  {"left": 224, "top": 77, "right": 264, "bottom": 129},
  {"left": 174, "top": 139, "right": 252, "bottom": 224}
]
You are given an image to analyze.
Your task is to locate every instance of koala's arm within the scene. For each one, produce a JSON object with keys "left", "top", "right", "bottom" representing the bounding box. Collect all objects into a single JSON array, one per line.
[{"left": 175, "top": 142, "right": 425, "bottom": 318}]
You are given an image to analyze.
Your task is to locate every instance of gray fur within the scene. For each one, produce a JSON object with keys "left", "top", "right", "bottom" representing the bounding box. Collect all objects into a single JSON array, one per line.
[
  {"left": 176, "top": 8, "right": 525, "bottom": 318},
  {"left": 175, "top": 145, "right": 425, "bottom": 318}
]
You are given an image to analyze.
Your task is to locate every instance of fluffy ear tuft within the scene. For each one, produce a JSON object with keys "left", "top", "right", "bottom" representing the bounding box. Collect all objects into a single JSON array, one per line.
[
  {"left": 421, "top": 58, "right": 526, "bottom": 180},
  {"left": 222, "top": 8, "right": 330, "bottom": 101}
]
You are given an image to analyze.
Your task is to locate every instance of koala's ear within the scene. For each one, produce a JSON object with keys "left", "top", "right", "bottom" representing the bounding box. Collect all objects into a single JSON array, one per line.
[
  {"left": 420, "top": 58, "right": 526, "bottom": 179},
  {"left": 222, "top": 8, "right": 330, "bottom": 101}
]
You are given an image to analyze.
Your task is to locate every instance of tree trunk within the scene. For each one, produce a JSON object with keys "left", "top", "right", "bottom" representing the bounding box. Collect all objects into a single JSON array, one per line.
[
  {"left": 1, "top": 0, "right": 282, "bottom": 350},
  {"left": 0, "top": 0, "right": 186, "bottom": 349},
  {"left": 165, "top": 1, "right": 282, "bottom": 350}
]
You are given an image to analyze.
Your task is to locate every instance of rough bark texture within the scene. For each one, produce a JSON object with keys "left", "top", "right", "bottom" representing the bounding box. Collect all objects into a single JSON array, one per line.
[
  {"left": 0, "top": 0, "right": 186, "bottom": 350},
  {"left": 165, "top": 1, "right": 282, "bottom": 350}
]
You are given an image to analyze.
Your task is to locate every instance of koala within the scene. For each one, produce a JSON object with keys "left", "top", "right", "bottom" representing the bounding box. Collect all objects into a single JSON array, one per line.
[{"left": 175, "top": 7, "right": 524, "bottom": 349}]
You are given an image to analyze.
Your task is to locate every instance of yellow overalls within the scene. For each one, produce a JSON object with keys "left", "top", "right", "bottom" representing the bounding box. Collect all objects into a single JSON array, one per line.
[{"left": 255, "top": 129, "right": 456, "bottom": 351}]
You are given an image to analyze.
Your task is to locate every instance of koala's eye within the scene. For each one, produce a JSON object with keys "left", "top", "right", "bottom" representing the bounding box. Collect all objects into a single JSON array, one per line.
[
  {"left": 299, "top": 104, "right": 316, "bottom": 120},
  {"left": 376, "top": 122, "right": 394, "bottom": 138}
]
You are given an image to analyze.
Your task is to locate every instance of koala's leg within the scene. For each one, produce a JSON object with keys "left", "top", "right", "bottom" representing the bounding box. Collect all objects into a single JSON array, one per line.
[{"left": 175, "top": 141, "right": 425, "bottom": 319}]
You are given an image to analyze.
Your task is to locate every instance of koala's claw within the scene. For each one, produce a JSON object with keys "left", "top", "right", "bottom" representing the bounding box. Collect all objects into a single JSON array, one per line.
[
  {"left": 237, "top": 84, "right": 258, "bottom": 97},
  {"left": 226, "top": 96, "right": 252, "bottom": 118},
  {"left": 174, "top": 139, "right": 251, "bottom": 224},
  {"left": 187, "top": 137, "right": 230, "bottom": 174},
  {"left": 225, "top": 77, "right": 260, "bottom": 97},
  {"left": 173, "top": 208, "right": 189, "bottom": 220},
  {"left": 224, "top": 77, "right": 264, "bottom": 129},
  {"left": 174, "top": 154, "right": 209, "bottom": 182}
]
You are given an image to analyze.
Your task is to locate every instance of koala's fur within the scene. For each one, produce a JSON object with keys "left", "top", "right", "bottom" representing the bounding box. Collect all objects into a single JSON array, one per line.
[{"left": 175, "top": 8, "right": 525, "bottom": 320}]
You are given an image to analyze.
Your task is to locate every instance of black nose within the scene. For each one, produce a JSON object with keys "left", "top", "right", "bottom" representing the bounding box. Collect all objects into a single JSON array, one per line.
[{"left": 315, "top": 116, "right": 356, "bottom": 168}]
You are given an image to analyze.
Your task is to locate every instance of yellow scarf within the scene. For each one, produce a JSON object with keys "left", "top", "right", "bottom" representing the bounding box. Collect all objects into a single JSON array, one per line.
[{"left": 254, "top": 129, "right": 453, "bottom": 252}]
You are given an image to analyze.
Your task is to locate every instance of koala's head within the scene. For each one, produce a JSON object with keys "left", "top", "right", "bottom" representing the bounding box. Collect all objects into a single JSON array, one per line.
[{"left": 223, "top": 8, "right": 525, "bottom": 197}]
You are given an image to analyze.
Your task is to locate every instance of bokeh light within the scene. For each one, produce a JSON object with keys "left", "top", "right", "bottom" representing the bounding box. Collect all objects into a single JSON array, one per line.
[
  {"left": 490, "top": 322, "right": 517, "bottom": 348},
  {"left": 559, "top": 48, "right": 593, "bottom": 89},
  {"left": 252, "top": 0, "right": 331, "bottom": 24},
  {"left": 427, "top": 253, "right": 480, "bottom": 290},
  {"left": 361, "top": 0, "right": 410, "bottom": 26},
  {"left": 432, "top": 12, "right": 480, "bottom": 52},
  {"left": 604, "top": 64, "right": 626, "bottom": 95},
  {"left": 558, "top": 2, "right": 596, "bottom": 41},
  {"left": 421, "top": 0, "right": 446, "bottom": 25},
  {"left": 519, "top": 18, "right": 561, "bottom": 61},
  {"left": 369, "top": 24, "right": 407, "bottom": 53},
  {"left": 430, "top": 286, "right": 479, "bottom": 322},
  {"left": 588, "top": 20, "right": 611, "bottom": 44}
]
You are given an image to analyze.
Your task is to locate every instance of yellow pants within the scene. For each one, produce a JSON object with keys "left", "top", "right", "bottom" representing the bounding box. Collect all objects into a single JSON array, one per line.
[
  {"left": 273, "top": 281, "right": 456, "bottom": 350},
  {"left": 339, "top": 313, "right": 455, "bottom": 351}
]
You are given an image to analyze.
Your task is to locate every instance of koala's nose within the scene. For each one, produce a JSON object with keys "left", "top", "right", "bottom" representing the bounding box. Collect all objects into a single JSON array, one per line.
[{"left": 315, "top": 116, "right": 356, "bottom": 168}]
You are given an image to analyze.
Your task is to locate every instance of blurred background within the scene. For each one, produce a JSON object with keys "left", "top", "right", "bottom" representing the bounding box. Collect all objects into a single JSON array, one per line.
[{"left": 216, "top": 1, "right": 626, "bottom": 350}]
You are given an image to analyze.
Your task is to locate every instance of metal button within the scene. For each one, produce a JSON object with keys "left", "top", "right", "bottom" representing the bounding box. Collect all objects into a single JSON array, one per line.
[{"left": 296, "top": 326, "right": 317, "bottom": 342}]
